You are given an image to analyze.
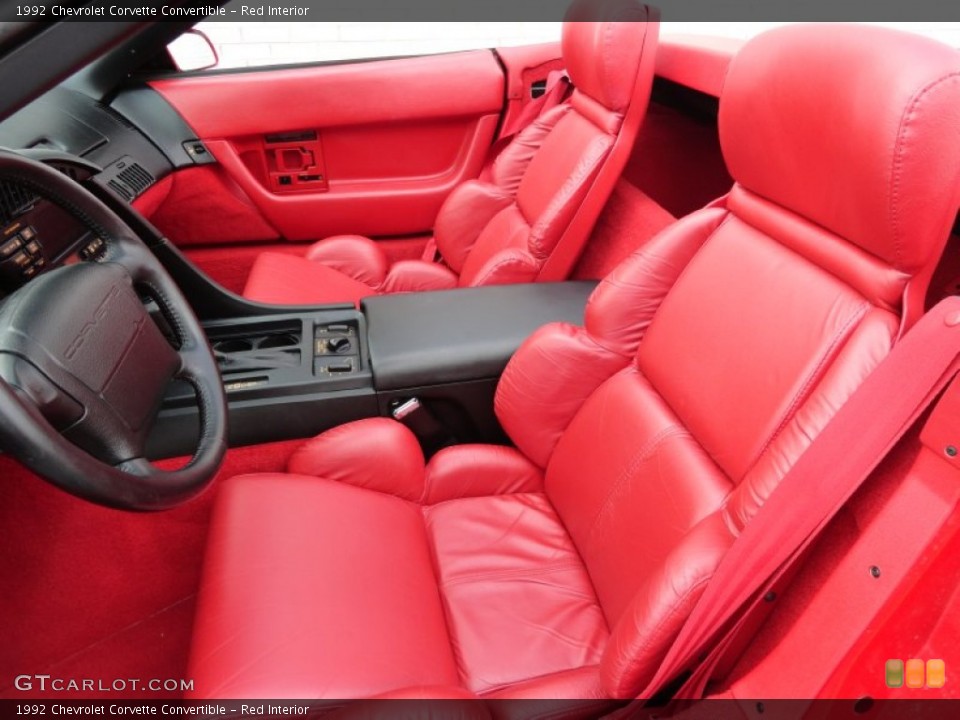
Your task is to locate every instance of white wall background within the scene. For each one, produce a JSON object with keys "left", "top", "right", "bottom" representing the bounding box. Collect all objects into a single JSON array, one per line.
[{"left": 181, "top": 21, "right": 960, "bottom": 70}]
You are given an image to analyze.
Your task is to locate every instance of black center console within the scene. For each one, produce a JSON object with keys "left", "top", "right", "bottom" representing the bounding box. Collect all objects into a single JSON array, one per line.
[{"left": 148, "top": 281, "right": 596, "bottom": 459}]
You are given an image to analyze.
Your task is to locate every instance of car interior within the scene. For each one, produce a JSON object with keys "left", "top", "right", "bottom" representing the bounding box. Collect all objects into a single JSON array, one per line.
[{"left": 2, "top": 1, "right": 960, "bottom": 714}]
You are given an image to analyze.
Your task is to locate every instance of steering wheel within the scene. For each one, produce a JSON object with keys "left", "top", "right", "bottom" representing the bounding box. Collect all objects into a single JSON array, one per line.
[{"left": 0, "top": 150, "right": 227, "bottom": 510}]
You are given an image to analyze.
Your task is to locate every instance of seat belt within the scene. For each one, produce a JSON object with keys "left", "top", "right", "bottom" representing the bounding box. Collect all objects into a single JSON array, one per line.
[
  {"left": 635, "top": 296, "right": 960, "bottom": 706},
  {"left": 498, "top": 69, "right": 571, "bottom": 141}
]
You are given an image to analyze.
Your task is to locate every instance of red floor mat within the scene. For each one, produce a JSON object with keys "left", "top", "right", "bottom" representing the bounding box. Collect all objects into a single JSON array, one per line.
[
  {"left": 573, "top": 179, "right": 676, "bottom": 280},
  {"left": 0, "top": 440, "right": 302, "bottom": 699}
]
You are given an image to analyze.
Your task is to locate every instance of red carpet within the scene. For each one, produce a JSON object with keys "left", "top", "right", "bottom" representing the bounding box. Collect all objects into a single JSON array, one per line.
[{"left": 0, "top": 440, "right": 302, "bottom": 699}]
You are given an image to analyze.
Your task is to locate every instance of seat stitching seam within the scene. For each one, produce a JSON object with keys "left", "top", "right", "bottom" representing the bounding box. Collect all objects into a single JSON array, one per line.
[
  {"left": 583, "top": 424, "right": 690, "bottom": 554},
  {"left": 889, "top": 72, "right": 960, "bottom": 269},
  {"left": 476, "top": 665, "right": 602, "bottom": 698},
  {"left": 420, "top": 506, "right": 467, "bottom": 686},
  {"left": 610, "top": 573, "right": 713, "bottom": 694},
  {"left": 740, "top": 300, "right": 869, "bottom": 480},
  {"left": 438, "top": 561, "right": 589, "bottom": 589},
  {"left": 588, "top": 212, "right": 734, "bottom": 358},
  {"left": 470, "top": 250, "right": 538, "bottom": 287}
]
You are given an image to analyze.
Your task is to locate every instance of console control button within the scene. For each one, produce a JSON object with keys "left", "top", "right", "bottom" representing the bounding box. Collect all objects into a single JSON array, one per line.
[
  {"left": 315, "top": 356, "right": 357, "bottom": 375},
  {"left": 12, "top": 251, "right": 31, "bottom": 268},
  {"left": 79, "top": 237, "right": 106, "bottom": 260},
  {"left": 19, "top": 226, "right": 36, "bottom": 241},
  {"left": 319, "top": 324, "right": 352, "bottom": 335},
  {"left": 0, "top": 236, "right": 22, "bottom": 258},
  {"left": 327, "top": 336, "right": 352, "bottom": 353}
]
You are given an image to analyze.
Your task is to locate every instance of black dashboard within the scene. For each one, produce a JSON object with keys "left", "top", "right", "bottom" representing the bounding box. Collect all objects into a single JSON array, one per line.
[
  {"left": 0, "top": 167, "right": 104, "bottom": 293},
  {"left": 0, "top": 82, "right": 208, "bottom": 298}
]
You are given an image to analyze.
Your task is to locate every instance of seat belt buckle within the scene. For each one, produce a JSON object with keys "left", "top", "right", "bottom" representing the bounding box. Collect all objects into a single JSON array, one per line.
[
  {"left": 920, "top": 372, "right": 960, "bottom": 468},
  {"left": 390, "top": 397, "right": 452, "bottom": 453}
]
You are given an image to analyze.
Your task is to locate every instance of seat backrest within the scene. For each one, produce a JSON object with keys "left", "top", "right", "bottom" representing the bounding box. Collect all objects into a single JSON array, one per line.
[
  {"left": 431, "top": 0, "right": 659, "bottom": 288},
  {"left": 493, "top": 24, "right": 960, "bottom": 698}
]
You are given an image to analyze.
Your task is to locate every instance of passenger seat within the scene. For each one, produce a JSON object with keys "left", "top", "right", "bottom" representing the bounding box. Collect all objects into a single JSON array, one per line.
[{"left": 242, "top": 0, "right": 660, "bottom": 306}]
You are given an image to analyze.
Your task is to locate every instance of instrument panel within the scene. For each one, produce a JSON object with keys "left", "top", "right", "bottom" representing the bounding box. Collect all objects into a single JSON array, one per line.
[{"left": 0, "top": 176, "right": 106, "bottom": 295}]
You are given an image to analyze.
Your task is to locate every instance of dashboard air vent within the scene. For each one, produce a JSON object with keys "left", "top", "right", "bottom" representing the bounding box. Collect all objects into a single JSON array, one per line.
[{"left": 106, "top": 160, "right": 154, "bottom": 201}]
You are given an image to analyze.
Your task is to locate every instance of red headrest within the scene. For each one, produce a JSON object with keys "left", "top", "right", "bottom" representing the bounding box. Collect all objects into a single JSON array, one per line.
[
  {"left": 720, "top": 24, "right": 960, "bottom": 274},
  {"left": 562, "top": 0, "right": 653, "bottom": 112}
]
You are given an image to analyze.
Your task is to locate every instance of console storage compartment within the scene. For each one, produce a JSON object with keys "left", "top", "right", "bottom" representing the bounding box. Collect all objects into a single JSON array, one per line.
[
  {"left": 148, "top": 308, "right": 377, "bottom": 458},
  {"left": 364, "top": 281, "right": 596, "bottom": 444}
]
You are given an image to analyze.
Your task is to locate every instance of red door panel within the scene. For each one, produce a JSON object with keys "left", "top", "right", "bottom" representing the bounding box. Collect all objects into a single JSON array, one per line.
[{"left": 148, "top": 50, "right": 505, "bottom": 244}]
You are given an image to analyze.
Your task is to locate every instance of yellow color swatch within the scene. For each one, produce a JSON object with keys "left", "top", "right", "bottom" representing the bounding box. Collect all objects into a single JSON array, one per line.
[{"left": 926, "top": 659, "right": 946, "bottom": 689}]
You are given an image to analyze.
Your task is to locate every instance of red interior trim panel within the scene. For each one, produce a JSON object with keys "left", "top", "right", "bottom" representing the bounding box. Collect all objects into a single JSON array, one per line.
[
  {"left": 655, "top": 35, "right": 743, "bottom": 98},
  {"left": 149, "top": 52, "right": 505, "bottom": 242},
  {"left": 150, "top": 51, "right": 504, "bottom": 139}
]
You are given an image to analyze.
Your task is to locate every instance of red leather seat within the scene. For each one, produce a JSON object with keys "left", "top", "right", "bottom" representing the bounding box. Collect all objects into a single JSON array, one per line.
[
  {"left": 189, "top": 26, "right": 960, "bottom": 699},
  {"left": 242, "top": 0, "right": 659, "bottom": 306}
]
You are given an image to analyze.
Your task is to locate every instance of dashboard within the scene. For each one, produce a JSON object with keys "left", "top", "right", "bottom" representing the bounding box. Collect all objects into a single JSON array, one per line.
[
  {"left": 0, "top": 81, "right": 208, "bottom": 298},
  {"left": 0, "top": 162, "right": 104, "bottom": 294}
]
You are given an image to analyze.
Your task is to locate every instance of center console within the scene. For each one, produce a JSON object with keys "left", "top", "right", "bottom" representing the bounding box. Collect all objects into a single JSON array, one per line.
[{"left": 148, "top": 281, "right": 596, "bottom": 459}]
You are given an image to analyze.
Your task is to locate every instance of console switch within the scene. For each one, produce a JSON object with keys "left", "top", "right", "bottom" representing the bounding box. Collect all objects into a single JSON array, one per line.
[
  {"left": 315, "top": 356, "right": 356, "bottom": 375},
  {"left": 0, "top": 236, "right": 22, "bottom": 258},
  {"left": 79, "top": 237, "right": 106, "bottom": 260}
]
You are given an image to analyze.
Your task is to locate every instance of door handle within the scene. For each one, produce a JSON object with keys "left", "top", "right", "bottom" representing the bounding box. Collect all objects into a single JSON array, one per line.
[{"left": 277, "top": 147, "right": 314, "bottom": 172}]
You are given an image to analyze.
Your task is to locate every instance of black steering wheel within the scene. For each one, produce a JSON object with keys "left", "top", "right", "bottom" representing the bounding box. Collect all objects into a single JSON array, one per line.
[{"left": 0, "top": 150, "right": 227, "bottom": 510}]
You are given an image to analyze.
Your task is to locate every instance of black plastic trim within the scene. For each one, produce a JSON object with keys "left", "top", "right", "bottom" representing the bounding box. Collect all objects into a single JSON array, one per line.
[
  {"left": 147, "top": 307, "right": 375, "bottom": 459},
  {"left": 364, "top": 281, "right": 596, "bottom": 391},
  {"left": 110, "top": 86, "right": 203, "bottom": 168}
]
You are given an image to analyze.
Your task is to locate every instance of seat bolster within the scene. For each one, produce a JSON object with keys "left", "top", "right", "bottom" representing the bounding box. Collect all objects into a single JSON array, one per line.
[
  {"left": 306, "top": 234, "right": 390, "bottom": 286},
  {"left": 381, "top": 260, "right": 460, "bottom": 294},
  {"left": 434, "top": 180, "right": 515, "bottom": 273},
  {"left": 495, "top": 323, "right": 630, "bottom": 468},
  {"left": 288, "top": 418, "right": 426, "bottom": 501},
  {"left": 491, "top": 104, "right": 573, "bottom": 194},
  {"left": 461, "top": 247, "right": 540, "bottom": 288},
  {"left": 243, "top": 251, "right": 378, "bottom": 306},
  {"left": 599, "top": 512, "right": 735, "bottom": 698},
  {"left": 526, "top": 132, "right": 614, "bottom": 261},
  {"left": 584, "top": 205, "right": 728, "bottom": 357},
  {"left": 423, "top": 444, "right": 543, "bottom": 505}
]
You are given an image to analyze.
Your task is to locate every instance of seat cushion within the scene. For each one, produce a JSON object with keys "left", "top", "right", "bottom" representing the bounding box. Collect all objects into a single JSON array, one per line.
[
  {"left": 188, "top": 474, "right": 460, "bottom": 699},
  {"left": 190, "top": 467, "right": 609, "bottom": 699},
  {"left": 243, "top": 251, "right": 378, "bottom": 307},
  {"left": 425, "top": 493, "right": 609, "bottom": 694}
]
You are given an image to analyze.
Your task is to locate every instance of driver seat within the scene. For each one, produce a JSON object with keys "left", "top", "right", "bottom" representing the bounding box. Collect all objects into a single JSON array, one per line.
[{"left": 188, "top": 26, "right": 960, "bottom": 700}]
